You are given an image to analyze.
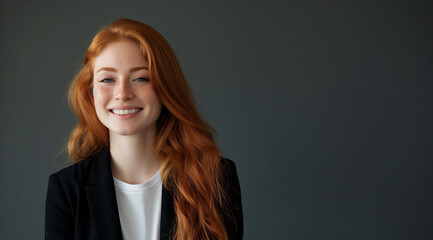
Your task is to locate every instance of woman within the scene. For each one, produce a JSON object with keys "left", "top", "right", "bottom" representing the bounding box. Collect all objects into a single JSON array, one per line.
[{"left": 45, "top": 18, "right": 243, "bottom": 240}]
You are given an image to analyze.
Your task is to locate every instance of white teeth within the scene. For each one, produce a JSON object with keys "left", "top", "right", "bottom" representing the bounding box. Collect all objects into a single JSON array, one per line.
[{"left": 112, "top": 108, "right": 140, "bottom": 115}]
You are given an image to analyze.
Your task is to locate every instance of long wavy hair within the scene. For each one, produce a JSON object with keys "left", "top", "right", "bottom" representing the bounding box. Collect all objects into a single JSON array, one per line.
[{"left": 68, "top": 19, "right": 228, "bottom": 240}]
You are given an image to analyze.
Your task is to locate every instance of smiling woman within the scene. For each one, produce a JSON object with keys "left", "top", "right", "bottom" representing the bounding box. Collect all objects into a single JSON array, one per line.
[{"left": 45, "top": 19, "right": 243, "bottom": 240}]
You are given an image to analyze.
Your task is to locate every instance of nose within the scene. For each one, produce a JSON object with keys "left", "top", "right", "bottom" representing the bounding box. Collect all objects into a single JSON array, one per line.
[{"left": 114, "top": 80, "right": 133, "bottom": 101}]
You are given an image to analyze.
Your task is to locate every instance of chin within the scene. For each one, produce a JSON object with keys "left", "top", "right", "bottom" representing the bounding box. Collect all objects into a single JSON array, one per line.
[
  {"left": 108, "top": 124, "right": 156, "bottom": 137},
  {"left": 115, "top": 131, "right": 137, "bottom": 136},
  {"left": 109, "top": 127, "right": 140, "bottom": 136}
]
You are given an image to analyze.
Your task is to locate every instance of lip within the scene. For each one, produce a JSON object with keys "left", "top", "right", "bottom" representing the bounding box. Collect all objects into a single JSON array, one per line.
[{"left": 110, "top": 106, "right": 143, "bottom": 110}]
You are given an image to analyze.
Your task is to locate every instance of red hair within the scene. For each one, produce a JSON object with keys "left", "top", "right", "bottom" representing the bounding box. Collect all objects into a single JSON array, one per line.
[{"left": 68, "top": 19, "right": 229, "bottom": 239}]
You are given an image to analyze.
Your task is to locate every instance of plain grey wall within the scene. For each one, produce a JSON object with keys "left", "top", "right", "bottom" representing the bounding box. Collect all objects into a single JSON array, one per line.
[{"left": 1, "top": 0, "right": 432, "bottom": 239}]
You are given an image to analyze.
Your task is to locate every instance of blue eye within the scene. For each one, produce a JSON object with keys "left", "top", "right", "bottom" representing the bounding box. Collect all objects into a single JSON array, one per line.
[
  {"left": 135, "top": 77, "right": 149, "bottom": 82},
  {"left": 100, "top": 78, "right": 113, "bottom": 83}
]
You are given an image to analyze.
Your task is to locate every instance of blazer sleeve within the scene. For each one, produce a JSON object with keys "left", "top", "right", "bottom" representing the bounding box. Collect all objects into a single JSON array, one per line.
[
  {"left": 45, "top": 173, "right": 74, "bottom": 240},
  {"left": 222, "top": 159, "right": 244, "bottom": 240}
]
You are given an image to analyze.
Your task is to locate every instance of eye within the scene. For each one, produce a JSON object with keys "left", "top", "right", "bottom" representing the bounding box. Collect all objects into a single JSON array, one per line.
[
  {"left": 100, "top": 78, "right": 114, "bottom": 83},
  {"left": 134, "top": 77, "right": 150, "bottom": 82}
]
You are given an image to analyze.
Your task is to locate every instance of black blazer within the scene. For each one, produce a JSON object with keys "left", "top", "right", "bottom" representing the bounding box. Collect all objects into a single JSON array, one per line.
[{"left": 45, "top": 151, "right": 243, "bottom": 240}]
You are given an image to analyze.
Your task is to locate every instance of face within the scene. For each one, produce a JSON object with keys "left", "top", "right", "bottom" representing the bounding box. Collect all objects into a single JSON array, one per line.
[{"left": 93, "top": 39, "right": 162, "bottom": 137}]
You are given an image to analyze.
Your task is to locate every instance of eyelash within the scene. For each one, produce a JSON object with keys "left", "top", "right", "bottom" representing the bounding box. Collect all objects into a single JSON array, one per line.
[
  {"left": 100, "top": 78, "right": 113, "bottom": 83},
  {"left": 98, "top": 77, "right": 150, "bottom": 83},
  {"left": 134, "top": 77, "right": 150, "bottom": 82}
]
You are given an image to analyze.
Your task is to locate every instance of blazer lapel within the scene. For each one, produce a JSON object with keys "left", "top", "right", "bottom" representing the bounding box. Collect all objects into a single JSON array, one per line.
[
  {"left": 84, "top": 150, "right": 176, "bottom": 240},
  {"left": 160, "top": 186, "right": 175, "bottom": 240},
  {"left": 85, "top": 151, "right": 123, "bottom": 240}
]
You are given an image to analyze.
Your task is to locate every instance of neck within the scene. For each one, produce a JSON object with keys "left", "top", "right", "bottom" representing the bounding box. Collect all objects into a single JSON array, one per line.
[{"left": 109, "top": 128, "right": 160, "bottom": 184}]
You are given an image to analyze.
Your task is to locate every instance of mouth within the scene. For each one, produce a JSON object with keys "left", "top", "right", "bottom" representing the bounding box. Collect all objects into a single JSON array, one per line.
[{"left": 109, "top": 108, "right": 143, "bottom": 115}]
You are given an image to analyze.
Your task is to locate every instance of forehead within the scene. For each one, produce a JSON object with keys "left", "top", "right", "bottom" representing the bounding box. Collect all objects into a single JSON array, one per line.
[{"left": 93, "top": 39, "right": 148, "bottom": 72}]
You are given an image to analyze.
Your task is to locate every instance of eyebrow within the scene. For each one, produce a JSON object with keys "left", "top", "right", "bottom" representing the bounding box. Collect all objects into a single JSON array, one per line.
[{"left": 95, "top": 66, "right": 148, "bottom": 73}]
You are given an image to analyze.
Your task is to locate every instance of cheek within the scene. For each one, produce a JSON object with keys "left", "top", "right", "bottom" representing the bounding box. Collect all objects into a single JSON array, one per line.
[
  {"left": 152, "top": 96, "right": 162, "bottom": 110},
  {"left": 140, "top": 85, "right": 161, "bottom": 107},
  {"left": 146, "top": 91, "right": 162, "bottom": 109},
  {"left": 93, "top": 88, "right": 111, "bottom": 124},
  {"left": 93, "top": 87, "right": 111, "bottom": 107}
]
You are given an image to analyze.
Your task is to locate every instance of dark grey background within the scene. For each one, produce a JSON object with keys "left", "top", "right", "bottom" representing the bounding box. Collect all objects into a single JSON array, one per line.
[{"left": 1, "top": 0, "right": 432, "bottom": 239}]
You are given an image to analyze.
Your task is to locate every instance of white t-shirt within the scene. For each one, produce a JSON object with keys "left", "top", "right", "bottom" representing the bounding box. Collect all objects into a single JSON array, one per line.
[{"left": 113, "top": 170, "right": 162, "bottom": 240}]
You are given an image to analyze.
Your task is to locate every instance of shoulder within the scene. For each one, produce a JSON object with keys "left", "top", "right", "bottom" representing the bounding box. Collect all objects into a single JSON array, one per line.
[
  {"left": 45, "top": 152, "right": 107, "bottom": 218},
  {"left": 220, "top": 157, "right": 237, "bottom": 170},
  {"left": 220, "top": 157, "right": 241, "bottom": 189},
  {"left": 219, "top": 157, "right": 244, "bottom": 239},
  {"left": 219, "top": 157, "right": 242, "bottom": 197},
  {"left": 45, "top": 153, "right": 105, "bottom": 239},
  {"left": 49, "top": 154, "right": 95, "bottom": 186},
  {"left": 47, "top": 150, "right": 111, "bottom": 196}
]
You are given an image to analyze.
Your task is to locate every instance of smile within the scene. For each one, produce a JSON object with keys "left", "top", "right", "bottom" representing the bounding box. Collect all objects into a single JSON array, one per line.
[{"left": 110, "top": 108, "right": 142, "bottom": 115}]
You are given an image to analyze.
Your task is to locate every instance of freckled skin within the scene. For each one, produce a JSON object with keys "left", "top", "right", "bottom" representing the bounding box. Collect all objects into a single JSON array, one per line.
[{"left": 93, "top": 40, "right": 162, "bottom": 137}]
